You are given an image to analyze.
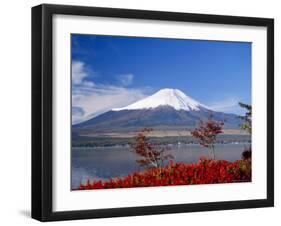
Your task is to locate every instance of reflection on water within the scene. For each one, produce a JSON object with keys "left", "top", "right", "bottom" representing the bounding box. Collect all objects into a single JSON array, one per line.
[{"left": 71, "top": 143, "right": 249, "bottom": 189}]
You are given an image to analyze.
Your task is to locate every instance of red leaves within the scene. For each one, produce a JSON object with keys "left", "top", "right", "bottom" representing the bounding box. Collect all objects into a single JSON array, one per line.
[
  {"left": 131, "top": 128, "right": 174, "bottom": 168},
  {"left": 78, "top": 158, "right": 251, "bottom": 190},
  {"left": 191, "top": 119, "right": 224, "bottom": 148},
  {"left": 191, "top": 117, "right": 224, "bottom": 159}
]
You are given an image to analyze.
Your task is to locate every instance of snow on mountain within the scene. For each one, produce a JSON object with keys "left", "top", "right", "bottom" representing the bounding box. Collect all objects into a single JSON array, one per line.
[{"left": 112, "top": 88, "right": 210, "bottom": 111}]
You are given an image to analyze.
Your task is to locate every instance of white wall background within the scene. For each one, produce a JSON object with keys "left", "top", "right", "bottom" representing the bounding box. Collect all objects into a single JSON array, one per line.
[{"left": 0, "top": 0, "right": 279, "bottom": 225}]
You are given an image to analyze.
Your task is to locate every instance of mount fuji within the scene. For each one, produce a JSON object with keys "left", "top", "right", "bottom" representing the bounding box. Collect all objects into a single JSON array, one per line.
[
  {"left": 73, "top": 88, "right": 242, "bottom": 133},
  {"left": 112, "top": 88, "right": 209, "bottom": 112}
]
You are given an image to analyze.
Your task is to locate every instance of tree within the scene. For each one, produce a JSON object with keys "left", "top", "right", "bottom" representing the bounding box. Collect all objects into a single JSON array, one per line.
[
  {"left": 238, "top": 102, "right": 252, "bottom": 160},
  {"left": 191, "top": 117, "right": 224, "bottom": 159},
  {"left": 238, "top": 102, "right": 252, "bottom": 134},
  {"left": 131, "top": 128, "right": 174, "bottom": 169}
]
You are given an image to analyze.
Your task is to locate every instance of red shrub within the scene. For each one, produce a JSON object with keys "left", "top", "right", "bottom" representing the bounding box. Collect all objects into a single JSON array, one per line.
[{"left": 78, "top": 158, "right": 251, "bottom": 190}]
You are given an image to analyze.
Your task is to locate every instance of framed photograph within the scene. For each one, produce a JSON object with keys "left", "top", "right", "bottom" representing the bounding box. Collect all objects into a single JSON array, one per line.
[{"left": 32, "top": 4, "right": 274, "bottom": 221}]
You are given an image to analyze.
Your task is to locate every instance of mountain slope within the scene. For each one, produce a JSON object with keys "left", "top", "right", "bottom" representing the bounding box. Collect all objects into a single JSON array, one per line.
[
  {"left": 73, "top": 105, "right": 241, "bottom": 133},
  {"left": 73, "top": 88, "right": 242, "bottom": 134}
]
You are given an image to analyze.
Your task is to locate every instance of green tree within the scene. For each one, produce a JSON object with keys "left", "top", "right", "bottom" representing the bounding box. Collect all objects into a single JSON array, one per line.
[
  {"left": 238, "top": 102, "right": 252, "bottom": 160},
  {"left": 238, "top": 102, "right": 252, "bottom": 134}
]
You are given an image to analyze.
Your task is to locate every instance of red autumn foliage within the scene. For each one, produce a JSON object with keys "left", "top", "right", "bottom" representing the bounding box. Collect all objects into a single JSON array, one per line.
[
  {"left": 131, "top": 128, "right": 174, "bottom": 168},
  {"left": 78, "top": 158, "right": 251, "bottom": 190},
  {"left": 191, "top": 117, "right": 224, "bottom": 159}
]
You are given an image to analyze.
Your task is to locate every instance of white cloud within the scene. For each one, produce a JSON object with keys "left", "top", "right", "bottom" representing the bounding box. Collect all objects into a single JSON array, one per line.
[
  {"left": 208, "top": 97, "right": 242, "bottom": 114},
  {"left": 72, "top": 61, "right": 148, "bottom": 124},
  {"left": 72, "top": 61, "right": 89, "bottom": 85},
  {"left": 116, "top": 73, "right": 134, "bottom": 86}
]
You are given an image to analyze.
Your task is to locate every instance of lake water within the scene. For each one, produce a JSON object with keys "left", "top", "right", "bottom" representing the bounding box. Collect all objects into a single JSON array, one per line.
[{"left": 71, "top": 143, "right": 248, "bottom": 189}]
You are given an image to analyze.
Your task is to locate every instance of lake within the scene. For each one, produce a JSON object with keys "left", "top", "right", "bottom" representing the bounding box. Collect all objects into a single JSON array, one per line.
[{"left": 71, "top": 143, "right": 249, "bottom": 189}]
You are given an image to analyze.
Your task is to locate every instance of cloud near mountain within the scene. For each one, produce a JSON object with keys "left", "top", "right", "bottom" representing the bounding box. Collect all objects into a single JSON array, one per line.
[{"left": 72, "top": 60, "right": 148, "bottom": 124}]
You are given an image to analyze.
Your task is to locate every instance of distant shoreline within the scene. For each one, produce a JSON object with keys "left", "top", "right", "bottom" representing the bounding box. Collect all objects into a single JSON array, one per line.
[
  {"left": 72, "top": 132, "right": 251, "bottom": 148},
  {"left": 78, "top": 129, "right": 248, "bottom": 138},
  {"left": 72, "top": 142, "right": 251, "bottom": 150}
]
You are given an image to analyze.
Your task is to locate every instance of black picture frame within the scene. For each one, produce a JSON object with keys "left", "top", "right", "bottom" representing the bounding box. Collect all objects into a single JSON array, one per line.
[{"left": 32, "top": 4, "right": 274, "bottom": 222}]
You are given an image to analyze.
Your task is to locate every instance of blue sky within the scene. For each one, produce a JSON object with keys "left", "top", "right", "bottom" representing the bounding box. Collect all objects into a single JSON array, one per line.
[{"left": 72, "top": 34, "right": 251, "bottom": 124}]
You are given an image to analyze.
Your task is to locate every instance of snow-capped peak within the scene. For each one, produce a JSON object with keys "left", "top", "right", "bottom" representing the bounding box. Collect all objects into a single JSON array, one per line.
[{"left": 112, "top": 88, "right": 210, "bottom": 111}]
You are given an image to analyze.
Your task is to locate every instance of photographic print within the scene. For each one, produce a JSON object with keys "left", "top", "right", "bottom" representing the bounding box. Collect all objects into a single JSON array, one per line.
[
  {"left": 32, "top": 4, "right": 273, "bottom": 221},
  {"left": 71, "top": 34, "right": 252, "bottom": 190}
]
